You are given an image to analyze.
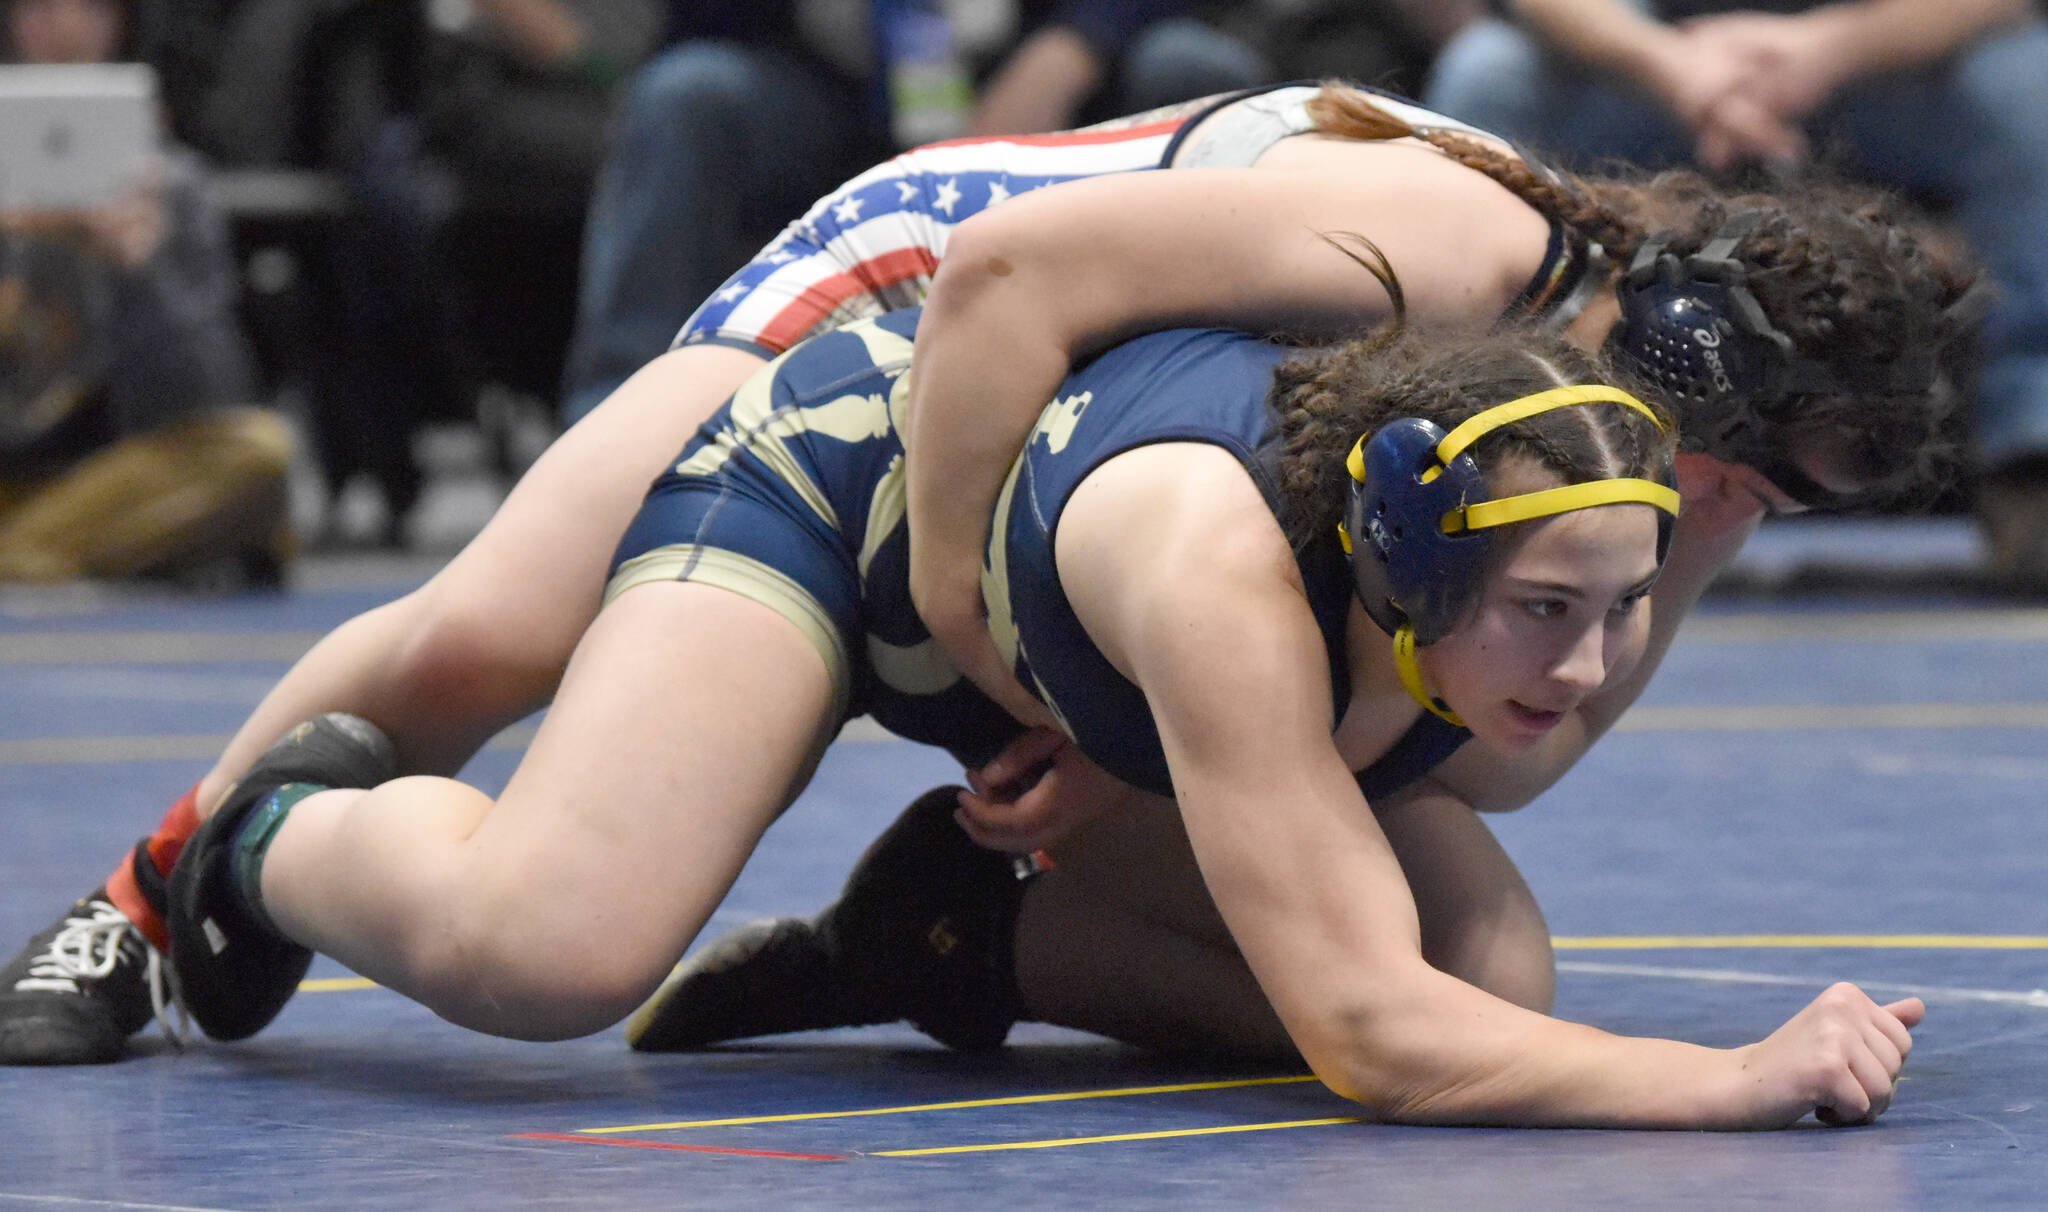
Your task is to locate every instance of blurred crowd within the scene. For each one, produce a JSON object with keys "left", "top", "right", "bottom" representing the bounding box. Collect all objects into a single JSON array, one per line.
[{"left": 3, "top": 0, "right": 2044, "bottom": 589}]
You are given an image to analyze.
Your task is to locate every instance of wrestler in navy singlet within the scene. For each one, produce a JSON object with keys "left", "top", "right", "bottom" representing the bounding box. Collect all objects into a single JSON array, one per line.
[
  {"left": 986, "top": 323, "right": 1467, "bottom": 798},
  {"left": 607, "top": 308, "right": 1468, "bottom": 798}
]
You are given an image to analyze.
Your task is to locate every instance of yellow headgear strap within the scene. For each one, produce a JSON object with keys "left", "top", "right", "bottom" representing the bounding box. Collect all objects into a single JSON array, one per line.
[
  {"left": 1432, "top": 384, "right": 1664, "bottom": 465},
  {"left": 1438, "top": 385, "right": 1679, "bottom": 532},
  {"left": 1342, "top": 384, "right": 1680, "bottom": 534},
  {"left": 1394, "top": 623, "right": 1462, "bottom": 725}
]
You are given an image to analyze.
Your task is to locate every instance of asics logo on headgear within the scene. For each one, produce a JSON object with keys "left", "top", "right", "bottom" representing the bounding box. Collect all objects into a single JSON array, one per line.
[{"left": 1691, "top": 326, "right": 1735, "bottom": 396}]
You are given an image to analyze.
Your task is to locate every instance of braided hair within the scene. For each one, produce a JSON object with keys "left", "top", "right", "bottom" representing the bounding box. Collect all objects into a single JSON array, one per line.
[
  {"left": 1303, "top": 84, "right": 1981, "bottom": 500},
  {"left": 1269, "top": 324, "right": 1675, "bottom": 551}
]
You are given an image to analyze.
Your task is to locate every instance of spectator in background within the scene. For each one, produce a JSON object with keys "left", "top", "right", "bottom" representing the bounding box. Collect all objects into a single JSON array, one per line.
[
  {"left": 160, "top": 0, "right": 448, "bottom": 548},
  {"left": 1422, "top": 0, "right": 2048, "bottom": 590},
  {"left": 0, "top": 0, "right": 288, "bottom": 588},
  {"left": 1211, "top": 0, "right": 1480, "bottom": 99},
  {"left": 557, "top": 0, "right": 1271, "bottom": 426},
  {"left": 415, "top": 0, "right": 662, "bottom": 438},
  {"left": 159, "top": 1, "right": 656, "bottom": 549}
]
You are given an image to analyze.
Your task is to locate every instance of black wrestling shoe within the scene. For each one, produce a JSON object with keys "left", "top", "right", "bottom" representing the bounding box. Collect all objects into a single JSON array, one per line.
[
  {"left": 627, "top": 786, "right": 1032, "bottom": 1053},
  {"left": 0, "top": 890, "right": 165, "bottom": 1065},
  {"left": 166, "top": 713, "right": 396, "bottom": 1042},
  {"left": 624, "top": 917, "right": 892, "bottom": 1049}
]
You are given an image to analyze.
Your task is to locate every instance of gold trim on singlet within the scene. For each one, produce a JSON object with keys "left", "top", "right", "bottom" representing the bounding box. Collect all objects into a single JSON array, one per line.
[{"left": 605, "top": 545, "right": 853, "bottom": 721}]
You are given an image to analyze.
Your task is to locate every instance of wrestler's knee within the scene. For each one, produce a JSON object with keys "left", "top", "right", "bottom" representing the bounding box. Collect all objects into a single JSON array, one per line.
[
  {"left": 417, "top": 897, "right": 674, "bottom": 1041},
  {"left": 384, "top": 580, "right": 574, "bottom": 724}
]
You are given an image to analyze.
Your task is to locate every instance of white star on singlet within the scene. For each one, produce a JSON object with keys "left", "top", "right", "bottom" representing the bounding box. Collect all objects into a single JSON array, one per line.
[
  {"left": 896, "top": 180, "right": 920, "bottom": 204},
  {"left": 832, "top": 195, "right": 866, "bottom": 224},
  {"left": 934, "top": 178, "right": 962, "bottom": 217},
  {"left": 986, "top": 180, "right": 1010, "bottom": 206},
  {"left": 714, "top": 283, "right": 749, "bottom": 303}
]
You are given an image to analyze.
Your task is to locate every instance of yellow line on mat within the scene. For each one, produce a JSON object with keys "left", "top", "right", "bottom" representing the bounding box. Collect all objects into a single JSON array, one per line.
[
  {"left": 580, "top": 1076, "right": 1320, "bottom": 1134},
  {"left": 869, "top": 1117, "right": 1362, "bottom": 1156},
  {"left": 299, "top": 977, "right": 378, "bottom": 992}
]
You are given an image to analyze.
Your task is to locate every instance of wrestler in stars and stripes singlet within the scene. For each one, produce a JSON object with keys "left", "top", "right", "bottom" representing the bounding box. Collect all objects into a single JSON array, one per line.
[{"left": 674, "top": 83, "right": 1600, "bottom": 359}]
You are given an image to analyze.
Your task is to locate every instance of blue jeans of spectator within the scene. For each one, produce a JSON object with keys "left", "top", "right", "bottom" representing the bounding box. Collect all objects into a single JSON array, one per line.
[
  {"left": 1116, "top": 18, "right": 1270, "bottom": 115},
  {"left": 559, "top": 43, "right": 881, "bottom": 426},
  {"left": 560, "top": 24, "right": 1268, "bottom": 426},
  {"left": 1424, "top": 15, "right": 2048, "bottom": 471}
]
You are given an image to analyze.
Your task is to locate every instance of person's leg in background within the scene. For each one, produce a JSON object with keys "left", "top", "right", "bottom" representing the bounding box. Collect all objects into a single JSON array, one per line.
[
  {"left": 0, "top": 408, "right": 294, "bottom": 588},
  {"left": 1110, "top": 17, "right": 1270, "bottom": 115},
  {"left": 314, "top": 116, "right": 468, "bottom": 545},
  {"left": 414, "top": 24, "right": 619, "bottom": 467},
  {"left": 1422, "top": 10, "right": 1694, "bottom": 170},
  {"left": 558, "top": 41, "right": 877, "bottom": 426},
  {"left": 1815, "top": 21, "right": 2048, "bottom": 589}
]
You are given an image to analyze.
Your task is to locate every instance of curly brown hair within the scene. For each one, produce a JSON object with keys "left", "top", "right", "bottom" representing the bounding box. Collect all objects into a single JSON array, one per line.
[
  {"left": 1303, "top": 84, "right": 1982, "bottom": 501},
  {"left": 1268, "top": 324, "right": 1676, "bottom": 551}
]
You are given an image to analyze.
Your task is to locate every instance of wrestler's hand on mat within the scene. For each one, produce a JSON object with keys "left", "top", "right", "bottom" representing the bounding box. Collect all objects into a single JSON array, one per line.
[
  {"left": 955, "top": 726, "right": 1128, "bottom": 853},
  {"left": 1728, "top": 983, "right": 1924, "bottom": 1128}
]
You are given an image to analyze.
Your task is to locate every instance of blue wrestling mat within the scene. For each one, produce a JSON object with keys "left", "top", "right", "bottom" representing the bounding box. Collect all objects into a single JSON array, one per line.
[{"left": 3, "top": 518, "right": 2045, "bottom": 1207}]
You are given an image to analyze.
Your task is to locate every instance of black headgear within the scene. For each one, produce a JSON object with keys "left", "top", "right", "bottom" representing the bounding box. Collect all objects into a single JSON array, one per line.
[
  {"left": 1340, "top": 385, "right": 1680, "bottom": 651},
  {"left": 1609, "top": 211, "right": 1937, "bottom": 504}
]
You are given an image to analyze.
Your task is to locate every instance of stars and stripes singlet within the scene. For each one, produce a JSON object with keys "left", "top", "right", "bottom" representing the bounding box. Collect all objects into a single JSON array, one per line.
[{"left": 673, "top": 83, "right": 1597, "bottom": 357}]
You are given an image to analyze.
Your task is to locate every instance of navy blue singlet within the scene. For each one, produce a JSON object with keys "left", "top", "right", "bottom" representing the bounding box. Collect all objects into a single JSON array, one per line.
[{"left": 608, "top": 308, "right": 1469, "bottom": 798}]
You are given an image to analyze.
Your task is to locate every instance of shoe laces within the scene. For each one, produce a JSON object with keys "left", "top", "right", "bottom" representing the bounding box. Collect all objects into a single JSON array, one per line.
[{"left": 16, "top": 900, "right": 188, "bottom": 1048}]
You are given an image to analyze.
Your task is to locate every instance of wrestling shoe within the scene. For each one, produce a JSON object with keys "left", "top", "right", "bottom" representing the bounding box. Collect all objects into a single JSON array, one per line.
[
  {"left": 0, "top": 890, "right": 175, "bottom": 1064},
  {"left": 628, "top": 786, "right": 1032, "bottom": 1053},
  {"left": 624, "top": 917, "right": 892, "bottom": 1049},
  {"left": 166, "top": 713, "right": 396, "bottom": 1042}
]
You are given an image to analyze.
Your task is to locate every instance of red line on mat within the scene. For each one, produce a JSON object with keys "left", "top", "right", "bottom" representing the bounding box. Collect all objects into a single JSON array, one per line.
[{"left": 511, "top": 1132, "right": 847, "bottom": 1161}]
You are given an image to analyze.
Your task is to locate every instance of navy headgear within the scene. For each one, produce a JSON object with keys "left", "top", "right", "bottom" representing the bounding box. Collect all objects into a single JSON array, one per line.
[
  {"left": 1609, "top": 211, "right": 1937, "bottom": 504},
  {"left": 1340, "top": 384, "right": 1679, "bottom": 647}
]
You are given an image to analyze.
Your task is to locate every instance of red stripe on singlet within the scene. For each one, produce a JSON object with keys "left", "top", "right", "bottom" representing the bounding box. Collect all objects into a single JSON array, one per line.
[
  {"left": 755, "top": 245, "right": 943, "bottom": 353},
  {"left": 913, "top": 117, "right": 1185, "bottom": 151}
]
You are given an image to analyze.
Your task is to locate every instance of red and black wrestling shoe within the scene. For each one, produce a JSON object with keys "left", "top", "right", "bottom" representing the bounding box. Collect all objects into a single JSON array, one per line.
[{"left": 165, "top": 713, "right": 395, "bottom": 1042}]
